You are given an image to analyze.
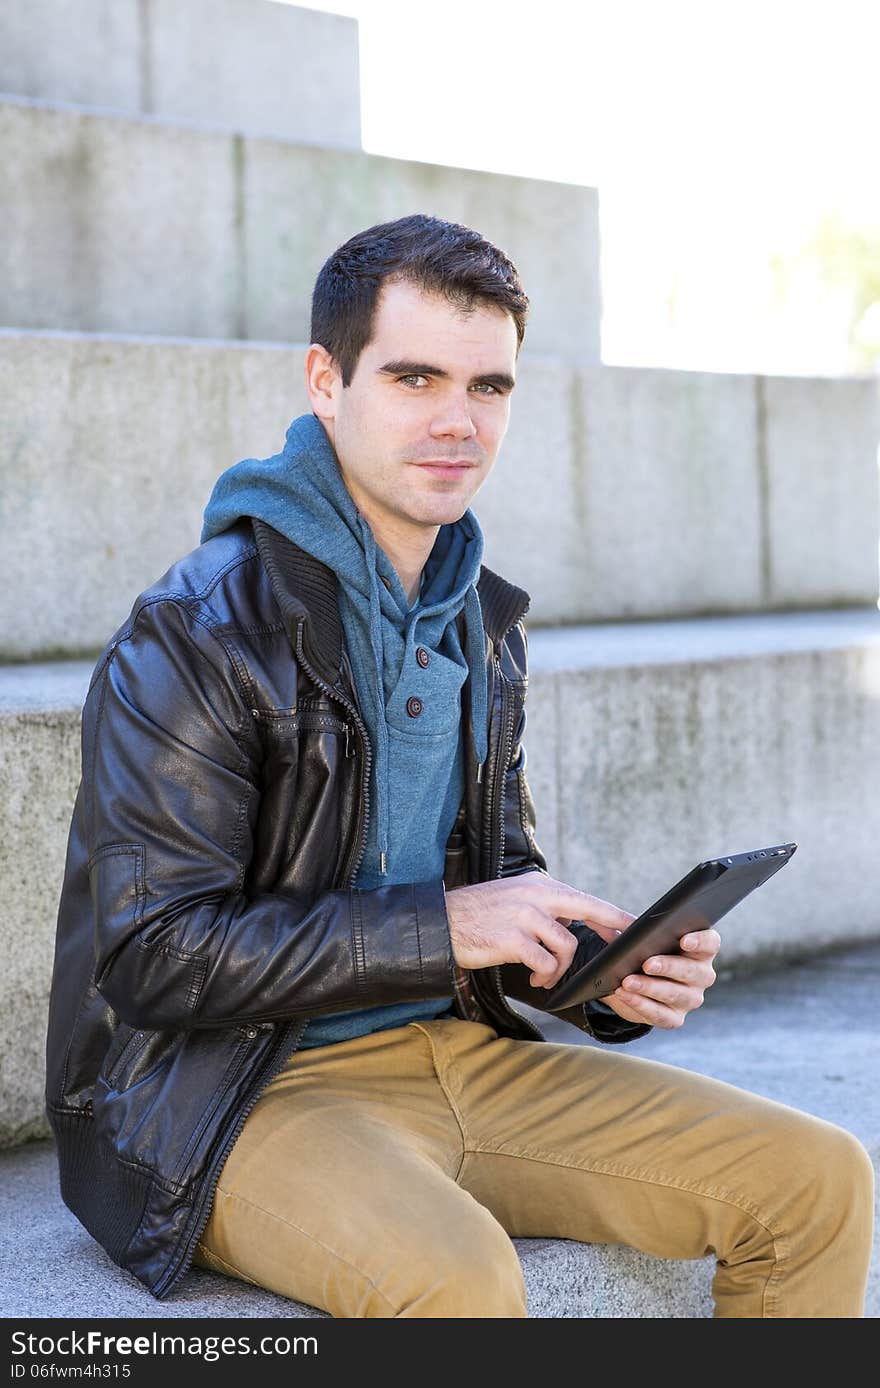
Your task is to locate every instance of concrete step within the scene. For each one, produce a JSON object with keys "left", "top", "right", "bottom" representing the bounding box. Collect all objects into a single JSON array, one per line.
[
  {"left": 524, "top": 610, "right": 880, "bottom": 969},
  {"left": 0, "top": 0, "right": 361, "bottom": 148},
  {"left": 3, "top": 610, "right": 880, "bottom": 1144},
  {"left": 1, "top": 330, "right": 877, "bottom": 659},
  {"left": 0, "top": 94, "right": 600, "bottom": 360},
  {"left": 2, "top": 942, "right": 877, "bottom": 1317}
]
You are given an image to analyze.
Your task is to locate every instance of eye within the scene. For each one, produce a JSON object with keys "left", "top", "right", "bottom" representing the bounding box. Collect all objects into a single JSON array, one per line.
[
  {"left": 471, "top": 382, "right": 500, "bottom": 395},
  {"left": 398, "top": 374, "right": 429, "bottom": 389}
]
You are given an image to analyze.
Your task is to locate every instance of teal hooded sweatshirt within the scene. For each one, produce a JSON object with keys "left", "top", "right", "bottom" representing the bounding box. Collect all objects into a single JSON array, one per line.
[{"left": 201, "top": 413, "right": 489, "bottom": 1046}]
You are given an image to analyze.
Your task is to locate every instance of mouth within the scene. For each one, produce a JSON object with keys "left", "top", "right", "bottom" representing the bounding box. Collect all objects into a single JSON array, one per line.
[{"left": 413, "top": 461, "right": 477, "bottom": 480}]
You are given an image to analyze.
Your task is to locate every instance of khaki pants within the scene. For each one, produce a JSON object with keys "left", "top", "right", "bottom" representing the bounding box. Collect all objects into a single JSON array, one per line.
[{"left": 194, "top": 1018, "right": 874, "bottom": 1317}]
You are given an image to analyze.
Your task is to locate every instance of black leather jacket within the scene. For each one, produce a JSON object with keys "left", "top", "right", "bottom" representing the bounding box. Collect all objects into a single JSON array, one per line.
[{"left": 45, "top": 517, "right": 646, "bottom": 1300}]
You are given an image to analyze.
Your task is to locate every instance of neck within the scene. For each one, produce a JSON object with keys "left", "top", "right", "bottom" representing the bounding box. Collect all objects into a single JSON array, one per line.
[{"left": 357, "top": 504, "right": 438, "bottom": 608}]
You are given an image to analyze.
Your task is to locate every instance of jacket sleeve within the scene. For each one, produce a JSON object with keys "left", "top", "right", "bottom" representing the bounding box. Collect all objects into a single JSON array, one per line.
[
  {"left": 83, "top": 596, "right": 455, "bottom": 1032},
  {"left": 496, "top": 623, "right": 650, "bottom": 1045}
]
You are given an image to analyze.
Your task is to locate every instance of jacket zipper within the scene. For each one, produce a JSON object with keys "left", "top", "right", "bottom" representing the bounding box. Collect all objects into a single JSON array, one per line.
[
  {"left": 291, "top": 626, "right": 373, "bottom": 886},
  {"left": 169, "top": 1036, "right": 253, "bottom": 1187},
  {"left": 337, "top": 645, "right": 373, "bottom": 884},
  {"left": 104, "top": 1028, "right": 149, "bottom": 1087},
  {"left": 489, "top": 652, "right": 515, "bottom": 880},
  {"left": 154, "top": 1016, "right": 308, "bottom": 1299},
  {"left": 474, "top": 646, "right": 544, "bottom": 1043}
]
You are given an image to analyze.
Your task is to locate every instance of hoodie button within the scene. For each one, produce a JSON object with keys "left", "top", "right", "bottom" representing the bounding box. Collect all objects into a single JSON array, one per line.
[
  {"left": 416, "top": 646, "right": 430, "bottom": 668},
  {"left": 406, "top": 696, "right": 424, "bottom": 718}
]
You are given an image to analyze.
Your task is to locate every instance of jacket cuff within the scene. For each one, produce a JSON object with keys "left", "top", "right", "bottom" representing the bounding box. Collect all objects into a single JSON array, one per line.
[
  {"left": 355, "top": 879, "right": 455, "bottom": 1001},
  {"left": 579, "top": 1005, "right": 652, "bottom": 1044},
  {"left": 549, "top": 997, "right": 651, "bottom": 1044}
]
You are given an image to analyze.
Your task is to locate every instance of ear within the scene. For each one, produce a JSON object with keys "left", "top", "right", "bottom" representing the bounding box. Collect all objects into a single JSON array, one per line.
[{"left": 304, "top": 343, "right": 342, "bottom": 422}]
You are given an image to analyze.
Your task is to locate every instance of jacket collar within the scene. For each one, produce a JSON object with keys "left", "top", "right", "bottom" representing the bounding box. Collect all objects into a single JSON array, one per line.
[{"left": 252, "top": 517, "right": 531, "bottom": 685}]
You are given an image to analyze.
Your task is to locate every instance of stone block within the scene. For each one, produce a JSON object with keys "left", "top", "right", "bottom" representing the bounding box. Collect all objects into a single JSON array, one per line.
[
  {"left": 0, "top": 331, "right": 310, "bottom": 658},
  {"left": 527, "top": 610, "right": 880, "bottom": 968},
  {"left": 242, "top": 144, "right": 600, "bottom": 362},
  {"left": 0, "top": 662, "right": 91, "bottom": 1147},
  {"left": 481, "top": 361, "right": 763, "bottom": 621},
  {"left": 0, "top": 0, "right": 139, "bottom": 112},
  {"left": 0, "top": 0, "right": 361, "bottom": 147},
  {"left": 574, "top": 364, "right": 763, "bottom": 618},
  {"left": 763, "top": 375, "right": 880, "bottom": 606},
  {"left": 0, "top": 97, "right": 599, "bottom": 356},
  {"left": 0, "top": 100, "right": 240, "bottom": 338}
]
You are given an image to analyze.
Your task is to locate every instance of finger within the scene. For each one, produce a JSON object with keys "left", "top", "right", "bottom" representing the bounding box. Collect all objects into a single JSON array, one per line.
[
  {"left": 519, "top": 937, "right": 558, "bottom": 988},
  {"left": 641, "top": 956, "right": 717, "bottom": 989},
  {"left": 527, "top": 916, "right": 579, "bottom": 987},
  {"left": 607, "top": 987, "right": 689, "bottom": 1030},
  {"left": 527, "top": 948, "right": 568, "bottom": 988},
  {"left": 621, "top": 975, "right": 705, "bottom": 1013},
  {"left": 679, "top": 928, "right": 722, "bottom": 959},
  {"left": 535, "top": 878, "right": 636, "bottom": 934}
]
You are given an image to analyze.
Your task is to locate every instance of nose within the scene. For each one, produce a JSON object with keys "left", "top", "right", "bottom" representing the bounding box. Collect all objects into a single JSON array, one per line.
[{"left": 428, "top": 390, "right": 478, "bottom": 441}]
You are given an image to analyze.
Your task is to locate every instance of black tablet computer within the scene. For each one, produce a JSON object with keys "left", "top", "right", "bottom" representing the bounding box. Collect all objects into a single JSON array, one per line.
[{"left": 543, "top": 841, "right": 798, "bottom": 1011}]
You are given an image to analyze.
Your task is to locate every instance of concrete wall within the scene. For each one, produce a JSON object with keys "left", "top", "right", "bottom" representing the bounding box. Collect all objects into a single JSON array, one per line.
[
  {"left": 0, "top": 0, "right": 362, "bottom": 147},
  {"left": 4, "top": 610, "right": 880, "bottom": 1143},
  {"left": 764, "top": 376, "right": 880, "bottom": 605},
  {"left": 480, "top": 365, "right": 880, "bottom": 620},
  {"left": 0, "top": 97, "right": 601, "bottom": 361},
  {"left": 1, "top": 331, "right": 876, "bottom": 659},
  {"left": 0, "top": 663, "right": 96, "bottom": 1146},
  {"left": 0, "top": 331, "right": 308, "bottom": 658}
]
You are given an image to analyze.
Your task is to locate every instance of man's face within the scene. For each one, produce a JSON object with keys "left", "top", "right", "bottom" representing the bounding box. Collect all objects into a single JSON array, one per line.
[{"left": 312, "top": 278, "right": 518, "bottom": 538}]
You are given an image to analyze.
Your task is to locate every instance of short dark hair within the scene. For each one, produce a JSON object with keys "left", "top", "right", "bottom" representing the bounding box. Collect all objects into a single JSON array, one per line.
[{"left": 310, "top": 213, "right": 529, "bottom": 386}]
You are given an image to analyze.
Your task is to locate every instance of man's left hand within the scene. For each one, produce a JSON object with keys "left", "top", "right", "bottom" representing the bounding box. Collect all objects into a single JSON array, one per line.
[{"left": 604, "top": 928, "right": 721, "bottom": 1029}]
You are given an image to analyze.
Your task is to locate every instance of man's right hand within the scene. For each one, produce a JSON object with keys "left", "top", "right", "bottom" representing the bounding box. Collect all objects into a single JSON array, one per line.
[{"left": 444, "top": 872, "right": 636, "bottom": 989}]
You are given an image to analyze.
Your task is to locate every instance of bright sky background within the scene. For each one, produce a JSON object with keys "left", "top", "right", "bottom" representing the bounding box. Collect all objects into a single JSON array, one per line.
[{"left": 279, "top": 0, "right": 879, "bottom": 377}]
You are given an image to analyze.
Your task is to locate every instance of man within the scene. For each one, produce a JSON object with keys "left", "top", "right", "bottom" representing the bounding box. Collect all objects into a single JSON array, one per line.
[{"left": 45, "top": 214, "right": 873, "bottom": 1318}]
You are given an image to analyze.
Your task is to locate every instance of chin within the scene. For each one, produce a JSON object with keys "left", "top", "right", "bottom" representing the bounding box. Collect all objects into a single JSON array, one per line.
[{"left": 414, "top": 500, "right": 470, "bottom": 527}]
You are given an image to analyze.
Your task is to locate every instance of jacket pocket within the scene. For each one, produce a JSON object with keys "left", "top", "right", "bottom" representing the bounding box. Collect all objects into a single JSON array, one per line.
[
  {"left": 88, "top": 842, "right": 145, "bottom": 934},
  {"left": 93, "top": 1025, "right": 266, "bottom": 1191},
  {"left": 251, "top": 708, "right": 350, "bottom": 739},
  {"left": 101, "top": 1023, "right": 150, "bottom": 1089}
]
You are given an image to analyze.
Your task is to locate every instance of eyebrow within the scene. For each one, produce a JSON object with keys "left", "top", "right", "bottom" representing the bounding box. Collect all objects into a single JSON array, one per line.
[{"left": 377, "top": 359, "right": 516, "bottom": 393}]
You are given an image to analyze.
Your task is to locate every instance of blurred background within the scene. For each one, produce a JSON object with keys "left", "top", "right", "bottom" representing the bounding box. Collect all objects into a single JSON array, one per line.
[{"left": 0, "top": 0, "right": 878, "bottom": 1319}]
